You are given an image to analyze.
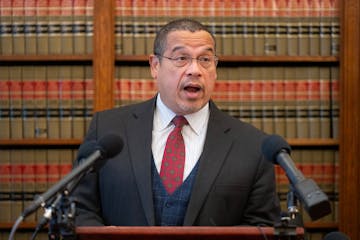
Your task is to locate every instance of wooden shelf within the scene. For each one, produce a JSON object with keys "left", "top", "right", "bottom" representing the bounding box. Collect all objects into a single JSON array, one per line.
[
  {"left": 0, "top": 55, "right": 93, "bottom": 62},
  {"left": 287, "top": 138, "right": 339, "bottom": 147},
  {"left": 0, "top": 139, "right": 83, "bottom": 146}
]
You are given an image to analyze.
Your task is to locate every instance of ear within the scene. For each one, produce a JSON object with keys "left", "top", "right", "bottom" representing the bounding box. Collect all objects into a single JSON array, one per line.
[{"left": 149, "top": 54, "right": 160, "bottom": 79}]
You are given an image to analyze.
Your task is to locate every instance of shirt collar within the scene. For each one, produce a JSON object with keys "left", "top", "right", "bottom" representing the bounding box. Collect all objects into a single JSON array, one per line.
[{"left": 155, "top": 94, "right": 209, "bottom": 135}]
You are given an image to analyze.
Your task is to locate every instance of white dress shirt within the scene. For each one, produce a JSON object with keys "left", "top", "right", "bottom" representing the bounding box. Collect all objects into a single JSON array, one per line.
[{"left": 152, "top": 94, "right": 210, "bottom": 181}]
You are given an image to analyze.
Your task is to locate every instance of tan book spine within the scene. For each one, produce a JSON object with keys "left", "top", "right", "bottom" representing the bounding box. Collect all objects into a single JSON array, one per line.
[
  {"left": 284, "top": 67, "right": 297, "bottom": 138},
  {"left": 36, "top": 0, "right": 49, "bottom": 55},
  {"left": 319, "top": 67, "right": 331, "bottom": 138},
  {"left": 22, "top": 149, "right": 36, "bottom": 223},
  {"left": 243, "top": 19, "right": 255, "bottom": 56},
  {"left": 261, "top": 67, "right": 275, "bottom": 134},
  {"left": 250, "top": 67, "right": 263, "bottom": 130},
  {"left": 59, "top": 149, "right": 73, "bottom": 178},
  {"left": 0, "top": 149, "right": 11, "bottom": 222},
  {"left": 24, "top": 0, "right": 37, "bottom": 55},
  {"left": 61, "top": 0, "right": 74, "bottom": 54},
  {"left": 295, "top": 67, "right": 310, "bottom": 138},
  {"left": 46, "top": 65, "right": 60, "bottom": 139},
  {"left": 22, "top": 66, "right": 36, "bottom": 138},
  {"left": 59, "top": 66, "right": 73, "bottom": 139},
  {"left": 286, "top": 17, "right": 299, "bottom": 56},
  {"left": 48, "top": 0, "right": 62, "bottom": 55},
  {"left": 47, "top": 149, "right": 60, "bottom": 192},
  {"left": 9, "top": 66, "right": 23, "bottom": 139},
  {"left": 272, "top": 66, "right": 286, "bottom": 136},
  {"left": 10, "top": 149, "right": 23, "bottom": 221},
  {"left": 0, "top": 66, "right": 10, "bottom": 139},
  {"left": 330, "top": 66, "right": 339, "bottom": 138},
  {"left": 84, "top": 66, "right": 93, "bottom": 131},
  {"left": 0, "top": 0, "right": 13, "bottom": 55},
  {"left": 73, "top": 0, "right": 87, "bottom": 54},
  {"left": 34, "top": 149, "right": 47, "bottom": 220},
  {"left": 71, "top": 65, "right": 86, "bottom": 139},
  {"left": 34, "top": 66, "right": 48, "bottom": 138},
  {"left": 85, "top": 0, "right": 93, "bottom": 54},
  {"left": 308, "top": 67, "right": 321, "bottom": 138},
  {"left": 12, "top": 0, "right": 25, "bottom": 55}
]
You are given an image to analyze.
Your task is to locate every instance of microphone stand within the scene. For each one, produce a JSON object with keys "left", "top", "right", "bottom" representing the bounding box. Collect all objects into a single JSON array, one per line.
[
  {"left": 274, "top": 186, "right": 300, "bottom": 240},
  {"left": 31, "top": 172, "right": 86, "bottom": 240}
]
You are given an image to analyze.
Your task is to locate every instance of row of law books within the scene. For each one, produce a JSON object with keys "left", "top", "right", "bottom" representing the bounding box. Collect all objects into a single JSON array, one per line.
[
  {"left": 0, "top": 0, "right": 93, "bottom": 55},
  {"left": 116, "top": 0, "right": 339, "bottom": 18},
  {"left": 0, "top": 148, "right": 338, "bottom": 223},
  {"left": 115, "top": 0, "right": 339, "bottom": 56},
  {"left": 115, "top": 65, "right": 339, "bottom": 139},
  {"left": 0, "top": 148, "right": 77, "bottom": 223},
  {"left": 0, "top": 0, "right": 339, "bottom": 56},
  {"left": 116, "top": 16, "right": 339, "bottom": 56},
  {"left": 0, "top": 65, "right": 93, "bottom": 139}
]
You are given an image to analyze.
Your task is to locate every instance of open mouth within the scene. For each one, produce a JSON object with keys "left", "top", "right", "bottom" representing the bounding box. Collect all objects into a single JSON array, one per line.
[{"left": 184, "top": 85, "right": 201, "bottom": 92}]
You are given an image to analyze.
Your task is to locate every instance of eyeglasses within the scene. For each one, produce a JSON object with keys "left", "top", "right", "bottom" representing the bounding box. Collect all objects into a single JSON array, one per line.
[{"left": 156, "top": 54, "right": 218, "bottom": 68}]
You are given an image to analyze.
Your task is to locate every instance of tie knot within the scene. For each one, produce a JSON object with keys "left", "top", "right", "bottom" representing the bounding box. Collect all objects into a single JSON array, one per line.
[{"left": 172, "top": 116, "right": 188, "bottom": 128}]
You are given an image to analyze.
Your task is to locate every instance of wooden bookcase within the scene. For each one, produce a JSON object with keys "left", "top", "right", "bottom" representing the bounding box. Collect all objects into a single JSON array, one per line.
[{"left": 0, "top": 0, "right": 359, "bottom": 239}]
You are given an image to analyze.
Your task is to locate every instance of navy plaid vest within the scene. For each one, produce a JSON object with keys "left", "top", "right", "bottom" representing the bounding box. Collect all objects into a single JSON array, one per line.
[{"left": 152, "top": 158, "right": 199, "bottom": 226}]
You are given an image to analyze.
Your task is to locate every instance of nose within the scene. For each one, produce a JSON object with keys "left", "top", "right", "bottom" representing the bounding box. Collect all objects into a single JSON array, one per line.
[{"left": 185, "top": 58, "right": 202, "bottom": 76}]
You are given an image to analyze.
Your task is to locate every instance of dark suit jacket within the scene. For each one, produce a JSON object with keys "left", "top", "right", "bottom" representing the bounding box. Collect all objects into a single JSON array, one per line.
[{"left": 72, "top": 97, "right": 280, "bottom": 226}]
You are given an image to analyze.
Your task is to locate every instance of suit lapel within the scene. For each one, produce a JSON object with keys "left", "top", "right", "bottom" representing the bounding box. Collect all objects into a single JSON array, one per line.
[
  {"left": 184, "top": 102, "right": 234, "bottom": 225},
  {"left": 125, "top": 98, "right": 156, "bottom": 225}
]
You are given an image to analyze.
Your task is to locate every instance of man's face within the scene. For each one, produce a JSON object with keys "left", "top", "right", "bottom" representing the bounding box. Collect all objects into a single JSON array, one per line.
[{"left": 149, "top": 30, "right": 217, "bottom": 115}]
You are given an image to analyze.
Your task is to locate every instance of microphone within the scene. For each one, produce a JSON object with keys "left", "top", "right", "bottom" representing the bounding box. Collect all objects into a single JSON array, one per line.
[
  {"left": 21, "top": 134, "right": 123, "bottom": 219},
  {"left": 323, "top": 232, "right": 350, "bottom": 240},
  {"left": 261, "top": 134, "right": 331, "bottom": 221}
]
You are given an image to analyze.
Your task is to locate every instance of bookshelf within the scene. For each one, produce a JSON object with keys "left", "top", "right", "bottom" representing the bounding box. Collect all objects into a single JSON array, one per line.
[{"left": 0, "top": 0, "right": 359, "bottom": 239}]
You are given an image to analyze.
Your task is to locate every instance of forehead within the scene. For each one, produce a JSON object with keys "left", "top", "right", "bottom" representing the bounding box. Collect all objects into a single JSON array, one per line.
[{"left": 165, "top": 30, "right": 216, "bottom": 54}]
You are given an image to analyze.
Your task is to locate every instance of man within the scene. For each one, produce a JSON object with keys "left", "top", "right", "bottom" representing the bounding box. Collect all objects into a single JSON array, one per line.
[{"left": 72, "top": 18, "right": 280, "bottom": 226}]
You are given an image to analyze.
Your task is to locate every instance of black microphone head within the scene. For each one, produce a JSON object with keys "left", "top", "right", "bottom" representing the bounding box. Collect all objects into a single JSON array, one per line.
[
  {"left": 261, "top": 134, "right": 291, "bottom": 164},
  {"left": 323, "top": 232, "right": 350, "bottom": 240},
  {"left": 97, "top": 134, "right": 124, "bottom": 159}
]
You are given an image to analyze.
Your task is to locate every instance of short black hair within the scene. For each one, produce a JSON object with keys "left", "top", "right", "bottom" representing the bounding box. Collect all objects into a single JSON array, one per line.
[{"left": 153, "top": 18, "right": 216, "bottom": 56}]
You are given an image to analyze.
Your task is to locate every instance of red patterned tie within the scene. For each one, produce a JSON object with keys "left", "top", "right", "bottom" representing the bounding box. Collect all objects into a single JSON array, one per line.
[{"left": 160, "top": 116, "right": 188, "bottom": 194}]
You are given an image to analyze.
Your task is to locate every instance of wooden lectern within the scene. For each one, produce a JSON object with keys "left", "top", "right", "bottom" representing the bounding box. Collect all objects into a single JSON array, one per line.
[{"left": 77, "top": 226, "right": 304, "bottom": 240}]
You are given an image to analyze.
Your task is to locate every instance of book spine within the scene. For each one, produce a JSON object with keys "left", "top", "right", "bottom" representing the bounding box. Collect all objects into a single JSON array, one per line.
[
  {"left": 272, "top": 66, "right": 286, "bottom": 136},
  {"left": 61, "top": 0, "right": 74, "bottom": 54},
  {"left": 84, "top": 65, "right": 93, "bottom": 131},
  {"left": 73, "top": 0, "right": 87, "bottom": 54},
  {"left": 85, "top": 0, "right": 93, "bottom": 54},
  {"left": 22, "top": 66, "right": 36, "bottom": 138},
  {"left": 24, "top": 0, "right": 37, "bottom": 54},
  {"left": 10, "top": 149, "right": 23, "bottom": 221},
  {"left": 0, "top": 149, "right": 12, "bottom": 222},
  {"left": 284, "top": 67, "right": 297, "bottom": 138},
  {"left": 36, "top": 0, "right": 49, "bottom": 55},
  {"left": 59, "top": 66, "right": 73, "bottom": 139},
  {"left": 48, "top": 0, "right": 62, "bottom": 55},
  {"left": 9, "top": 66, "right": 23, "bottom": 139},
  {"left": 34, "top": 149, "right": 48, "bottom": 220},
  {"left": 46, "top": 65, "right": 60, "bottom": 139},
  {"left": 295, "top": 67, "right": 310, "bottom": 138},
  {"left": 0, "top": 66, "right": 11, "bottom": 139},
  {"left": 22, "top": 149, "right": 36, "bottom": 223},
  {"left": 12, "top": 0, "right": 25, "bottom": 55},
  {"left": 0, "top": 0, "right": 13, "bottom": 55},
  {"left": 71, "top": 65, "right": 86, "bottom": 138}
]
